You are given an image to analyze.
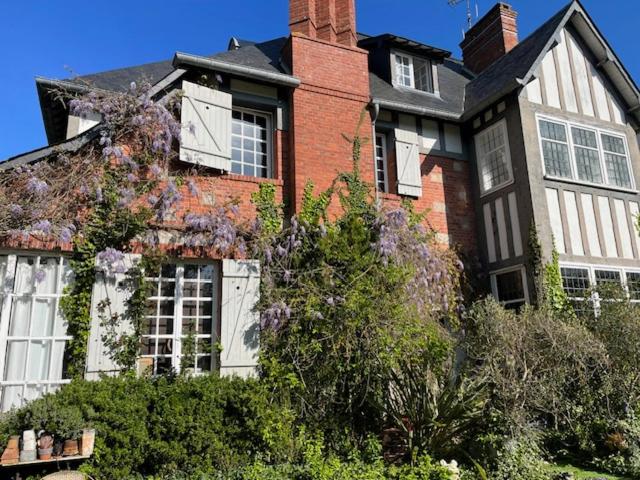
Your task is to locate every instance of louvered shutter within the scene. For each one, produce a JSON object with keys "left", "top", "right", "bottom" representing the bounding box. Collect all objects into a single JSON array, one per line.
[
  {"left": 85, "top": 254, "right": 140, "bottom": 380},
  {"left": 180, "top": 81, "right": 232, "bottom": 171},
  {"left": 395, "top": 128, "right": 423, "bottom": 197},
  {"left": 220, "top": 259, "right": 260, "bottom": 378}
]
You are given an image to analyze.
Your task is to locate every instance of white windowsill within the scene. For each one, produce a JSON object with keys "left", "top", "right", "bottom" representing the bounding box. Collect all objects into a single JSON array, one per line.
[{"left": 543, "top": 175, "right": 638, "bottom": 195}]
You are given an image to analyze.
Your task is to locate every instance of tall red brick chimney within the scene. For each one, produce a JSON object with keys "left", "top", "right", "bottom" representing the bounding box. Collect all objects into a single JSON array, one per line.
[
  {"left": 460, "top": 2, "right": 518, "bottom": 74},
  {"left": 286, "top": 0, "right": 371, "bottom": 216},
  {"left": 289, "top": 0, "right": 357, "bottom": 47}
]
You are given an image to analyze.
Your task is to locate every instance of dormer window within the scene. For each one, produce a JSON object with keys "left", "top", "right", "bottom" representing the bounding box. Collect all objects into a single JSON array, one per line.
[{"left": 392, "top": 52, "right": 435, "bottom": 94}]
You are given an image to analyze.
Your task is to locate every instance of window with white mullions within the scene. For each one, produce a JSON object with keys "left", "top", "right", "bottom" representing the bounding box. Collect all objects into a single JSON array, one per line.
[
  {"left": 594, "top": 269, "right": 622, "bottom": 287},
  {"left": 374, "top": 133, "right": 389, "bottom": 193},
  {"left": 231, "top": 109, "right": 271, "bottom": 179},
  {"left": 393, "top": 53, "right": 435, "bottom": 94},
  {"left": 0, "top": 255, "right": 73, "bottom": 411},
  {"left": 142, "top": 263, "right": 218, "bottom": 375},
  {"left": 538, "top": 116, "right": 634, "bottom": 190},
  {"left": 626, "top": 272, "right": 640, "bottom": 301},
  {"left": 560, "top": 267, "right": 591, "bottom": 299},
  {"left": 601, "top": 134, "right": 632, "bottom": 189},
  {"left": 540, "top": 120, "right": 572, "bottom": 178},
  {"left": 395, "top": 54, "right": 414, "bottom": 88},
  {"left": 572, "top": 127, "right": 603, "bottom": 184},
  {"left": 475, "top": 120, "right": 513, "bottom": 195}
]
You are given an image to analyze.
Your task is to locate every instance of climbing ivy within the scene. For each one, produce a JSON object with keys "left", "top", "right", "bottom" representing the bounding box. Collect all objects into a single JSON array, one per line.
[{"left": 251, "top": 183, "right": 284, "bottom": 236}]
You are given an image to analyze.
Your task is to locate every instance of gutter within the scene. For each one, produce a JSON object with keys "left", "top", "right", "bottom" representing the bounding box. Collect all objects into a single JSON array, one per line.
[
  {"left": 372, "top": 98, "right": 461, "bottom": 121},
  {"left": 172, "top": 53, "right": 301, "bottom": 88}
]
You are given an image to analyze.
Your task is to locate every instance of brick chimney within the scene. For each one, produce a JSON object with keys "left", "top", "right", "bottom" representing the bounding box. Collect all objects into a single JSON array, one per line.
[
  {"left": 460, "top": 2, "right": 518, "bottom": 74},
  {"left": 289, "top": 0, "right": 357, "bottom": 47}
]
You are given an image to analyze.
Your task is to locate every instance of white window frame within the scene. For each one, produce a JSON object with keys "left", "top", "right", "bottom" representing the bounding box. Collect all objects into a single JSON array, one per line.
[
  {"left": 393, "top": 52, "right": 415, "bottom": 89},
  {"left": 230, "top": 107, "right": 273, "bottom": 179},
  {"left": 0, "top": 253, "right": 72, "bottom": 412},
  {"left": 474, "top": 119, "right": 514, "bottom": 196},
  {"left": 536, "top": 114, "right": 636, "bottom": 192},
  {"left": 391, "top": 51, "right": 437, "bottom": 95},
  {"left": 559, "top": 262, "right": 640, "bottom": 304},
  {"left": 490, "top": 265, "right": 529, "bottom": 308},
  {"left": 142, "top": 261, "right": 219, "bottom": 376},
  {"left": 374, "top": 132, "right": 389, "bottom": 193}
]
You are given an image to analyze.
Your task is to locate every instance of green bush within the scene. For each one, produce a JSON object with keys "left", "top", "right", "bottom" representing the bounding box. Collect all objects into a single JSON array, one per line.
[{"left": 1, "top": 375, "right": 296, "bottom": 479}]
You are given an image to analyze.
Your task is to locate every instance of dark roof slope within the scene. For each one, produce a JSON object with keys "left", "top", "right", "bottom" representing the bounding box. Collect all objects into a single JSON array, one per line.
[
  {"left": 370, "top": 58, "right": 472, "bottom": 119},
  {"left": 464, "top": 2, "right": 572, "bottom": 114},
  {"left": 66, "top": 37, "right": 288, "bottom": 93},
  {"left": 68, "top": 59, "right": 175, "bottom": 92}
]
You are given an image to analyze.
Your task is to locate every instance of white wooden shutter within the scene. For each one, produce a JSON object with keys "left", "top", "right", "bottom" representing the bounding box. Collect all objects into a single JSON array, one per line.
[
  {"left": 180, "top": 80, "right": 232, "bottom": 171},
  {"left": 220, "top": 259, "right": 260, "bottom": 378},
  {"left": 85, "top": 254, "right": 140, "bottom": 380},
  {"left": 395, "top": 128, "right": 423, "bottom": 197}
]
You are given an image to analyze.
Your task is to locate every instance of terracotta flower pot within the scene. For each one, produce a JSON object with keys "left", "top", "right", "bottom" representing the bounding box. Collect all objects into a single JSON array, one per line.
[
  {"left": 1, "top": 436, "right": 20, "bottom": 465},
  {"left": 62, "top": 439, "right": 79, "bottom": 457},
  {"left": 38, "top": 447, "right": 53, "bottom": 460}
]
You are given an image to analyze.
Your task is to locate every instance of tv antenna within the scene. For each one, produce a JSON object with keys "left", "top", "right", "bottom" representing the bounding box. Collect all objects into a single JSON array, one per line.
[{"left": 448, "top": 0, "right": 478, "bottom": 32}]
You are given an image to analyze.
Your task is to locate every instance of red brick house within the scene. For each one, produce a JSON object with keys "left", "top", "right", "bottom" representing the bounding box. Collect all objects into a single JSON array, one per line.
[{"left": 1, "top": 0, "right": 640, "bottom": 410}]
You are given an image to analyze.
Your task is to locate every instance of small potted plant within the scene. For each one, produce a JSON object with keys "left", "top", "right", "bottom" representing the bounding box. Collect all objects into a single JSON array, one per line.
[{"left": 37, "top": 432, "right": 53, "bottom": 460}]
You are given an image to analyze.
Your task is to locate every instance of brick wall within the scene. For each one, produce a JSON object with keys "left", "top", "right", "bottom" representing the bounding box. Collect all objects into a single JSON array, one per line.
[
  {"left": 287, "top": 33, "right": 373, "bottom": 217},
  {"left": 382, "top": 151, "right": 476, "bottom": 253}
]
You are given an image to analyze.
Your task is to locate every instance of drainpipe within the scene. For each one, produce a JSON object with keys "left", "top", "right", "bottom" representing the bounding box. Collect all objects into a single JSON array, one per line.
[{"left": 370, "top": 102, "right": 381, "bottom": 205}]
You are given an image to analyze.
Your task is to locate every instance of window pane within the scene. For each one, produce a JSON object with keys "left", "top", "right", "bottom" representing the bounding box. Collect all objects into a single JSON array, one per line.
[
  {"left": 604, "top": 153, "right": 632, "bottom": 189},
  {"left": 627, "top": 272, "right": 640, "bottom": 300},
  {"left": 574, "top": 147, "right": 602, "bottom": 183},
  {"left": 231, "top": 111, "right": 271, "bottom": 179},
  {"left": 4, "top": 341, "right": 27, "bottom": 381},
  {"left": 572, "top": 127, "right": 597, "bottom": 148},
  {"left": 495, "top": 270, "right": 525, "bottom": 303},
  {"left": 414, "top": 58, "right": 433, "bottom": 93},
  {"left": 28, "top": 340, "right": 51, "bottom": 381},
  {"left": 477, "top": 123, "right": 511, "bottom": 192},
  {"left": 374, "top": 134, "right": 388, "bottom": 193},
  {"left": 542, "top": 140, "right": 572, "bottom": 178},
  {"left": 540, "top": 120, "right": 567, "bottom": 142},
  {"left": 561, "top": 267, "right": 590, "bottom": 298},
  {"left": 594, "top": 269, "right": 622, "bottom": 286},
  {"left": 602, "top": 134, "right": 625, "bottom": 154}
]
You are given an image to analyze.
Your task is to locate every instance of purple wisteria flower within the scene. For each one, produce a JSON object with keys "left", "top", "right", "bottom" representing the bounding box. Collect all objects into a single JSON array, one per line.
[
  {"left": 34, "top": 269, "right": 46, "bottom": 284},
  {"left": 32, "top": 220, "right": 52, "bottom": 234},
  {"left": 96, "top": 248, "right": 127, "bottom": 277},
  {"left": 26, "top": 177, "right": 49, "bottom": 196}
]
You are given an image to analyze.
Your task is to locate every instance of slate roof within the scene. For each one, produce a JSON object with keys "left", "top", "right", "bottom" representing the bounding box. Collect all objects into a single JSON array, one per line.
[
  {"left": 66, "top": 37, "right": 289, "bottom": 93},
  {"left": 464, "top": 2, "right": 573, "bottom": 115},
  {"left": 369, "top": 59, "right": 472, "bottom": 119}
]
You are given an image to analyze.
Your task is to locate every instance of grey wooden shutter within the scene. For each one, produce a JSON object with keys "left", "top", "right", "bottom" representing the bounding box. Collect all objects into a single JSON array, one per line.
[
  {"left": 395, "top": 128, "right": 423, "bottom": 197},
  {"left": 220, "top": 259, "right": 260, "bottom": 378},
  {"left": 180, "top": 81, "right": 232, "bottom": 171},
  {"left": 85, "top": 254, "right": 140, "bottom": 380}
]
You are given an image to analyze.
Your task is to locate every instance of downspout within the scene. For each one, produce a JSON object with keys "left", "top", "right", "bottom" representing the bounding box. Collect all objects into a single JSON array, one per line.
[{"left": 370, "top": 102, "right": 381, "bottom": 204}]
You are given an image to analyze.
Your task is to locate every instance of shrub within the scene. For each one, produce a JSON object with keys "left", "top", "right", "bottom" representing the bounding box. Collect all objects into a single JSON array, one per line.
[
  {"left": 1, "top": 375, "right": 296, "bottom": 479},
  {"left": 489, "top": 436, "right": 548, "bottom": 480}
]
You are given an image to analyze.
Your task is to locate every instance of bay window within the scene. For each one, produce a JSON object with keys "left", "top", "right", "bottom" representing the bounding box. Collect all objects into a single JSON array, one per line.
[
  {"left": 538, "top": 116, "right": 634, "bottom": 190},
  {"left": 0, "top": 255, "right": 72, "bottom": 411},
  {"left": 142, "top": 263, "right": 218, "bottom": 375}
]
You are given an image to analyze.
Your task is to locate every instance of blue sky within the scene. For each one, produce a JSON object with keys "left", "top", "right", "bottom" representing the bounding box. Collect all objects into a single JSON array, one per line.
[{"left": 0, "top": 0, "right": 637, "bottom": 160}]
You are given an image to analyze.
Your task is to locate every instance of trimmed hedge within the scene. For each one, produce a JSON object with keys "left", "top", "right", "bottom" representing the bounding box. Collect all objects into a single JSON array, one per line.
[{"left": 0, "top": 375, "right": 296, "bottom": 479}]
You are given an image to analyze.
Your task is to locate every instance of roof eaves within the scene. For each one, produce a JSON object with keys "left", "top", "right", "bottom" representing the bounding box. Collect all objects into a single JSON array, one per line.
[
  {"left": 172, "top": 52, "right": 301, "bottom": 87},
  {"left": 372, "top": 97, "right": 462, "bottom": 121},
  {"left": 1, "top": 126, "right": 100, "bottom": 169}
]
